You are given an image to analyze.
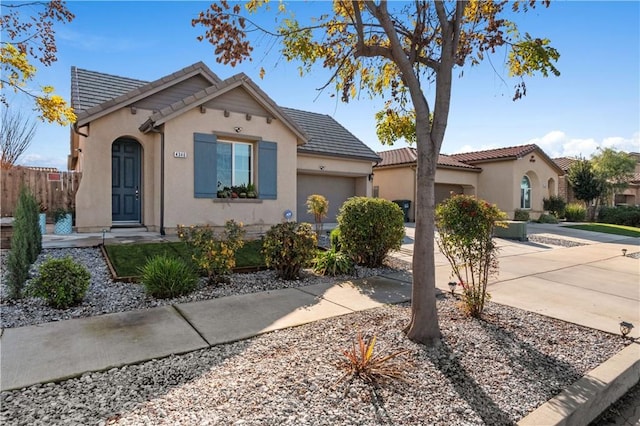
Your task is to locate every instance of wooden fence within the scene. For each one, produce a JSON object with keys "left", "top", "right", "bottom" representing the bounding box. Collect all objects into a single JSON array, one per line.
[{"left": 1, "top": 167, "right": 82, "bottom": 218}]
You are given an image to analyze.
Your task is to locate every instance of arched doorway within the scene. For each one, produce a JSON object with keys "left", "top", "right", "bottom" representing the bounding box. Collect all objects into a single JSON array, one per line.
[{"left": 112, "top": 138, "right": 142, "bottom": 223}]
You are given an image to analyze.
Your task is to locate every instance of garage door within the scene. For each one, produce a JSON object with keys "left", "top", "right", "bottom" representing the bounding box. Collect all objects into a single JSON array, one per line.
[
  {"left": 297, "top": 174, "right": 356, "bottom": 223},
  {"left": 435, "top": 184, "right": 464, "bottom": 206}
]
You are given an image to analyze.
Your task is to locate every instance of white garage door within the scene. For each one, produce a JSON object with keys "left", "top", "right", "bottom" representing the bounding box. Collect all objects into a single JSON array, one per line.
[{"left": 297, "top": 174, "right": 356, "bottom": 223}]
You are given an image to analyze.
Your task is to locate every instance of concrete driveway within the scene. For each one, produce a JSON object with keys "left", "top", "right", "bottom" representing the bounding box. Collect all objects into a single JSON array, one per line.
[{"left": 395, "top": 222, "right": 640, "bottom": 338}]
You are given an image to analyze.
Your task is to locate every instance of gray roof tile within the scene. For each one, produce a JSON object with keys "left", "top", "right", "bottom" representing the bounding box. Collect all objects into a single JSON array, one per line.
[
  {"left": 72, "top": 63, "right": 377, "bottom": 162},
  {"left": 281, "top": 107, "right": 380, "bottom": 162}
]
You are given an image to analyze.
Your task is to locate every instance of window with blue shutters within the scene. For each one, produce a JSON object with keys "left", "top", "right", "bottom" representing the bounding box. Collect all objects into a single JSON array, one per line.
[{"left": 193, "top": 133, "right": 277, "bottom": 199}]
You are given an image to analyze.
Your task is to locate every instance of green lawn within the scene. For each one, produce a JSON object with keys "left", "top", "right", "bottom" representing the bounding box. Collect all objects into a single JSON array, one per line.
[
  {"left": 563, "top": 223, "right": 640, "bottom": 238},
  {"left": 104, "top": 239, "right": 265, "bottom": 278}
]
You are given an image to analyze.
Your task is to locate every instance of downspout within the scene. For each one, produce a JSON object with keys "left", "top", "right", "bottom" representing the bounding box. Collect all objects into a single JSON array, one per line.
[{"left": 149, "top": 126, "right": 166, "bottom": 236}]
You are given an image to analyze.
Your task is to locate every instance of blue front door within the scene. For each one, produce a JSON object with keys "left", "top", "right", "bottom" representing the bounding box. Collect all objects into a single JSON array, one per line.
[{"left": 112, "top": 139, "right": 141, "bottom": 223}]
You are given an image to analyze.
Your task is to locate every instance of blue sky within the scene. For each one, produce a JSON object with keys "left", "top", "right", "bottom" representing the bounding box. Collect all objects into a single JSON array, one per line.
[{"left": 9, "top": 1, "right": 640, "bottom": 171}]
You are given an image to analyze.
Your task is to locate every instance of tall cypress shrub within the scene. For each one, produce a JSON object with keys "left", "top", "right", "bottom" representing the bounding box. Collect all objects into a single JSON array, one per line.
[{"left": 6, "top": 186, "right": 42, "bottom": 299}]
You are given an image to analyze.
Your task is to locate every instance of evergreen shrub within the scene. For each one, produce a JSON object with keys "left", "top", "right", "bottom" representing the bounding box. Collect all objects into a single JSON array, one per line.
[{"left": 337, "top": 197, "right": 404, "bottom": 268}]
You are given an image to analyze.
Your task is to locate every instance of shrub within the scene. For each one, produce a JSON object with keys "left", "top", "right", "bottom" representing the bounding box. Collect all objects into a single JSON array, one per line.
[
  {"left": 177, "top": 220, "right": 245, "bottom": 283},
  {"left": 330, "top": 227, "right": 342, "bottom": 251},
  {"left": 139, "top": 255, "right": 198, "bottom": 299},
  {"left": 337, "top": 332, "right": 409, "bottom": 385},
  {"left": 537, "top": 213, "right": 559, "bottom": 224},
  {"left": 306, "top": 194, "right": 329, "bottom": 235},
  {"left": 29, "top": 257, "right": 90, "bottom": 309},
  {"left": 262, "top": 222, "right": 317, "bottom": 280},
  {"left": 337, "top": 197, "right": 405, "bottom": 268},
  {"left": 564, "top": 203, "right": 587, "bottom": 222},
  {"left": 313, "top": 249, "right": 354, "bottom": 276},
  {"left": 513, "top": 209, "right": 530, "bottom": 221},
  {"left": 543, "top": 195, "right": 566, "bottom": 218},
  {"left": 597, "top": 206, "right": 640, "bottom": 227},
  {"left": 436, "top": 195, "right": 507, "bottom": 317},
  {"left": 6, "top": 186, "right": 42, "bottom": 299}
]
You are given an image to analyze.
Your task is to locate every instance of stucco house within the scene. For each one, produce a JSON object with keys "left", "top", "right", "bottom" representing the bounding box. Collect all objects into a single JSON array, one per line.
[
  {"left": 373, "top": 144, "right": 563, "bottom": 220},
  {"left": 68, "top": 62, "right": 379, "bottom": 233},
  {"left": 555, "top": 153, "right": 640, "bottom": 206}
]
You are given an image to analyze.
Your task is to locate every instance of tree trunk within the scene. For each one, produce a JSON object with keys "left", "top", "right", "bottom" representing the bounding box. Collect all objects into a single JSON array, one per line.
[{"left": 404, "top": 118, "right": 441, "bottom": 346}]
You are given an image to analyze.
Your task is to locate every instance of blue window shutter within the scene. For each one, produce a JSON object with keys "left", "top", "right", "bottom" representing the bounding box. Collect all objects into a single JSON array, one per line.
[
  {"left": 194, "top": 133, "right": 217, "bottom": 198},
  {"left": 258, "top": 141, "right": 277, "bottom": 200}
]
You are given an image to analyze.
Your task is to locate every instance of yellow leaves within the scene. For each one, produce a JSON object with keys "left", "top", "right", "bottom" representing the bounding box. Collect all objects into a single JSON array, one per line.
[
  {"left": 1, "top": 44, "right": 75, "bottom": 125},
  {"left": 1, "top": 43, "right": 37, "bottom": 88},
  {"left": 35, "top": 91, "right": 77, "bottom": 126}
]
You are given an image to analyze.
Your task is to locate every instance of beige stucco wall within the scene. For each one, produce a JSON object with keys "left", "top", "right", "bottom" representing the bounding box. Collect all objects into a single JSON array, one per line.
[
  {"left": 74, "top": 108, "right": 158, "bottom": 232},
  {"left": 162, "top": 108, "right": 298, "bottom": 231},
  {"left": 373, "top": 165, "right": 479, "bottom": 221},
  {"left": 74, "top": 106, "right": 299, "bottom": 233},
  {"left": 477, "top": 154, "right": 560, "bottom": 220}
]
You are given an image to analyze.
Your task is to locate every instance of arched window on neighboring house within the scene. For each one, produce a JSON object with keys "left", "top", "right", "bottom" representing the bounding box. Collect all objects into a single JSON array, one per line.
[{"left": 520, "top": 176, "right": 531, "bottom": 209}]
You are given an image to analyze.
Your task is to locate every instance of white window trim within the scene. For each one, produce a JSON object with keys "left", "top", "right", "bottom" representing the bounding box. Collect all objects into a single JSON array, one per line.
[{"left": 219, "top": 140, "right": 254, "bottom": 186}]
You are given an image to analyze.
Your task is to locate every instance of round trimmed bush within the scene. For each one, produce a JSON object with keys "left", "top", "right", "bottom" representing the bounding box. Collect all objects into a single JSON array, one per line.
[
  {"left": 140, "top": 255, "right": 199, "bottom": 299},
  {"left": 29, "top": 256, "right": 90, "bottom": 309},
  {"left": 262, "top": 222, "right": 317, "bottom": 280},
  {"left": 337, "top": 197, "right": 405, "bottom": 267}
]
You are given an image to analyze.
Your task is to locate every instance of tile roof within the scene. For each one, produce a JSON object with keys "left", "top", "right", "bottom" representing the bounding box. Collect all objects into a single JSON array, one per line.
[
  {"left": 375, "top": 147, "right": 480, "bottom": 170},
  {"left": 553, "top": 157, "right": 578, "bottom": 171},
  {"left": 449, "top": 144, "right": 538, "bottom": 163},
  {"left": 71, "top": 67, "right": 147, "bottom": 112},
  {"left": 71, "top": 63, "right": 378, "bottom": 162},
  {"left": 281, "top": 107, "right": 381, "bottom": 162}
]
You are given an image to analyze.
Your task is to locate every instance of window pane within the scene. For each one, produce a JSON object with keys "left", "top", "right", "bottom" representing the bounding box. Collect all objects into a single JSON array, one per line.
[
  {"left": 217, "top": 142, "right": 232, "bottom": 188},
  {"left": 234, "top": 144, "right": 251, "bottom": 187},
  {"left": 520, "top": 176, "right": 531, "bottom": 209}
]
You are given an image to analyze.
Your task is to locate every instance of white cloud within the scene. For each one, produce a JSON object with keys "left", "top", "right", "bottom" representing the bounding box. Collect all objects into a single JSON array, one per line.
[
  {"left": 455, "top": 143, "right": 499, "bottom": 154},
  {"left": 18, "top": 154, "right": 67, "bottom": 171},
  {"left": 526, "top": 131, "right": 639, "bottom": 159}
]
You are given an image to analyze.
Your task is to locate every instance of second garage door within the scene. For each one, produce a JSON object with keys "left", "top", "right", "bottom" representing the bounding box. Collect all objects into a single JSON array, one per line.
[{"left": 297, "top": 174, "right": 356, "bottom": 223}]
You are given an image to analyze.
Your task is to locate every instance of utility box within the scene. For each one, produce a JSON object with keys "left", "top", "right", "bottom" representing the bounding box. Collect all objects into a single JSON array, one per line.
[
  {"left": 493, "top": 220, "right": 527, "bottom": 241},
  {"left": 392, "top": 200, "right": 411, "bottom": 222}
]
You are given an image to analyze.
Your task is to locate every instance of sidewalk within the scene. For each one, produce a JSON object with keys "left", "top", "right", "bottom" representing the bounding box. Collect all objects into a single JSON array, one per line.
[{"left": 1, "top": 223, "right": 639, "bottom": 423}]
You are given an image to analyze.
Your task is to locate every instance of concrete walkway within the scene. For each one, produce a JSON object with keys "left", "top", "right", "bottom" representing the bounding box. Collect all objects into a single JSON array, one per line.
[{"left": 1, "top": 222, "right": 639, "bottom": 423}]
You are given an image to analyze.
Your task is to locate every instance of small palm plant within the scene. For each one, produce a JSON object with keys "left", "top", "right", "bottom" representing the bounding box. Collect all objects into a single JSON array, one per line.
[
  {"left": 306, "top": 194, "right": 329, "bottom": 235},
  {"left": 337, "top": 332, "right": 409, "bottom": 385}
]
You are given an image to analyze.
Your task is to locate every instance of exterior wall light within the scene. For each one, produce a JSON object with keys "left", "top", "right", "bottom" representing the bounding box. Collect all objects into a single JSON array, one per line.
[
  {"left": 622, "top": 249, "right": 628, "bottom": 256},
  {"left": 448, "top": 281, "right": 457, "bottom": 295},
  {"left": 619, "top": 321, "right": 633, "bottom": 338}
]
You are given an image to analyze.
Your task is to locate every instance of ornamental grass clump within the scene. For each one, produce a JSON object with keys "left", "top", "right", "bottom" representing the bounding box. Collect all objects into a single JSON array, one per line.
[
  {"left": 262, "top": 222, "right": 317, "bottom": 280},
  {"left": 337, "top": 197, "right": 405, "bottom": 268},
  {"left": 139, "top": 255, "right": 198, "bottom": 299},
  {"left": 436, "top": 194, "right": 507, "bottom": 317},
  {"left": 29, "top": 256, "right": 90, "bottom": 309},
  {"left": 177, "top": 220, "right": 245, "bottom": 283},
  {"left": 336, "top": 332, "right": 409, "bottom": 386},
  {"left": 313, "top": 249, "right": 354, "bottom": 276}
]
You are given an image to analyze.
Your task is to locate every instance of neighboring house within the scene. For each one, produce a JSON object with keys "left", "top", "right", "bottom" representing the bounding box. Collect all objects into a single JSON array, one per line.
[
  {"left": 68, "top": 62, "right": 379, "bottom": 233},
  {"left": 374, "top": 144, "right": 563, "bottom": 220},
  {"left": 554, "top": 153, "right": 640, "bottom": 207}
]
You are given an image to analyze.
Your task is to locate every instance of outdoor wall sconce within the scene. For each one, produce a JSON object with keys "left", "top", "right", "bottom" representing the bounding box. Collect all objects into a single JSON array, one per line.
[
  {"left": 234, "top": 127, "right": 242, "bottom": 133},
  {"left": 266, "top": 116, "right": 273, "bottom": 124},
  {"left": 246, "top": 113, "right": 252, "bottom": 121},
  {"left": 619, "top": 321, "right": 634, "bottom": 338},
  {"left": 368, "top": 173, "right": 374, "bottom": 181},
  {"left": 200, "top": 105, "right": 206, "bottom": 114},
  {"left": 622, "top": 249, "right": 628, "bottom": 256},
  {"left": 529, "top": 155, "right": 536, "bottom": 163},
  {"left": 224, "top": 110, "right": 230, "bottom": 117},
  {"left": 448, "top": 281, "right": 457, "bottom": 295},
  {"left": 130, "top": 106, "right": 137, "bottom": 115}
]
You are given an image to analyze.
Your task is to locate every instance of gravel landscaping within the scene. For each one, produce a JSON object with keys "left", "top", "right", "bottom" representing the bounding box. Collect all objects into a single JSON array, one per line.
[{"left": 0, "top": 245, "right": 632, "bottom": 425}]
